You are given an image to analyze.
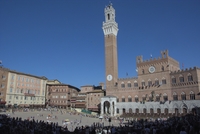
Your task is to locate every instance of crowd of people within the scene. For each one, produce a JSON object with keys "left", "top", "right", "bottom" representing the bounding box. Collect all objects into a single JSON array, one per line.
[{"left": 0, "top": 112, "right": 200, "bottom": 134}]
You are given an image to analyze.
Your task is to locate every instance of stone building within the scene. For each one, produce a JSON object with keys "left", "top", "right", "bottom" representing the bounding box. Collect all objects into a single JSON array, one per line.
[
  {"left": 0, "top": 66, "right": 9, "bottom": 107},
  {"left": 101, "top": 3, "right": 200, "bottom": 117},
  {"left": 5, "top": 69, "right": 48, "bottom": 108},
  {"left": 46, "top": 79, "right": 80, "bottom": 109},
  {"left": 76, "top": 85, "right": 105, "bottom": 112}
]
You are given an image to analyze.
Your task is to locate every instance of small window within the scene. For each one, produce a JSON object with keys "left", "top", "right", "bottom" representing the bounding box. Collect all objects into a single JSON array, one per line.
[
  {"left": 155, "top": 80, "right": 159, "bottom": 86},
  {"left": 172, "top": 78, "right": 176, "bottom": 83},
  {"left": 10, "top": 88, "right": 13, "bottom": 93},
  {"left": 190, "top": 93, "right": 195, "bottom": 100},
  {"left": 163, "top": 96, "right": 168, "bottom": 101},
  {"left": 128, "top": 98, "right": 132, "bottom": 102},
  {"left": 156, "top": 96, "right": 160, "bottom": 101},
  {"left": 2, "top": 76, "right": 6, "bottom": 79},
  {"left": 135, "top": 97, "right": 138, "bottom": 102},
  {"left": 134, "top": 83, "right": 138, "bottom": 87},
  {"left": 141, "top": 82, "right": 145, "bottom": 86},
  {"left": 181, "top": 94, "right": 186, "bottom": 100},
  {"left": 173, "top": 95, "right": 178, "bottom": 100},
  {"left": 149, "top": 97, "right": 153, "bottom": 101},
  {"left": 127, "top": 83, "right": 131, "bottom": 87},
  {"left": 117, "top": 98, "right": 119, "bottom": 102},
  {"left": 188, "top": 76, "right": 193, "bottom": 81},
  {"left": 162, "top": 79, "right": 166, "bottom": 84},
  {"left": 142, "top": 69, "right": 144, "bottom": 74},
  {"left": 142, "top": 97, "right": 146, "bottom": 101},
  {"left": 122, "top": 98, "right": 125, "bottom": 102},
  {"left": 121, "top": 84, "right": 125, "bottom": 88},
  {"left": 148, "top": 81, "right": 152, "bottom": 86},
  {"left": 180, "top": 77, "right": 184, "bottom": 82},
  {"left": 11, "top": 75, "right": 14, "bottom": 80}
]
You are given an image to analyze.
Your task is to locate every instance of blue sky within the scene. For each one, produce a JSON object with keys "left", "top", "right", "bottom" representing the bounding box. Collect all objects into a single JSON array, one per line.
[{"left": 0, "top": 0, "right": 200, "bottom": 89}]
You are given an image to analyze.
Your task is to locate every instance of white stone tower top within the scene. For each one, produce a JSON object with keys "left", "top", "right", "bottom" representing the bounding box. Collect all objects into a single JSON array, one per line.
[{"left": 102, "top": 3, "right": 119, "bottom": 36}]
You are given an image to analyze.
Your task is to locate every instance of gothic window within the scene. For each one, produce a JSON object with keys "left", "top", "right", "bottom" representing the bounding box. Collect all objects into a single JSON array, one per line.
[
  {"left": 127, "top": 83, "right": 131, "bottom": 87},
  {"left": 121, "top": 84, "right": 125, "bottom": 88},
  {"left": 122, "top": 98, "right": 125, "bottom": 102},
  {"left": 135, "top": 97, "right": 138, "bottom": 102},
  {"left": 162, "top": 79, "right": 166, "bottom": 84},
  {"left": 142, "top": 97, "right": 146, "bottom": 102},
  {"left": 149, "top": 96, "right": 153, "bottom": 101},
  {"left": 180, "top": 77, "right": 184, "bottom": 82},
  {"left": 181, "top": 92, "right": 186, "bottom": 100},
  {"left": 148, "top": 81, "right": 152, "bottom": 86},
  {"left": 173, "top": 92, "right": 178, "bottom": 101},
  {"left": 134, "top": 83, "right": 138, "bottom": 87},
  {"left": 172, "top": 78, "right": 176, "bottom": 83},
  {"left": 163, "top": 93, "right": 168, "bottom": 101},
  {"left": 190, "top": 91, "right": 195, "bottom": 100},
  {"left": 155, "top": 80, "right": 159, "bottom": 86},
  {"left": 107, "top": 14, "right": 110, "bottom": 20},
  {"left": 156, "top": 96, "right": 160, "bottom": 101},
  {"left": 188, "top": 75, "right": 193, "bottom": 81},
  {"left": 141, "top": 82, "right": 145, "bottom": 86}
]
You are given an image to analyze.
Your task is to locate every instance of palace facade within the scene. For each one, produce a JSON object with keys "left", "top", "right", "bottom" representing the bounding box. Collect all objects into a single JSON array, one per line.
[{"left": 101, "top": 3, "right": 200, "bottom": 116}]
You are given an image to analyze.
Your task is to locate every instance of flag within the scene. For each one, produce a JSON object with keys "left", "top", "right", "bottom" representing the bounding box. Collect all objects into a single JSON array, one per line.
[{"left": 182, "top": 63, "right": 184, "bottom": 68}]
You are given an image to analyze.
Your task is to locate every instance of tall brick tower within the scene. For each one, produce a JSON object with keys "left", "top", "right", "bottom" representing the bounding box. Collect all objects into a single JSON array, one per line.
[{"left": 102, "top": 3, "right": 119, "bottom": 93}]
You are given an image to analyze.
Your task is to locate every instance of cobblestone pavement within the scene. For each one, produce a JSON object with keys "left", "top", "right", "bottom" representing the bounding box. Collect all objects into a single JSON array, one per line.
[{"left": 4, "top": 111, "right": 121, "bottom": 130}]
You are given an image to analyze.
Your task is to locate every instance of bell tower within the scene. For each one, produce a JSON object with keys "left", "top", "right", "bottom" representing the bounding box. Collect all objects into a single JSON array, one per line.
[{"left": 102, "top": 3, "right": 119, "bottom": 92}]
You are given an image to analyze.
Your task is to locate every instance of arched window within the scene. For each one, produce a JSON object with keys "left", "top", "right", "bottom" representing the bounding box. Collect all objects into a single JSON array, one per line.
[
  {"left": 173, "top": 92, "right": 178, "bottom": 100},
  {"left": 188, "top": 74, "right": 193, "bottom": 81},
  {"left": 127, "top": 82, "right": 131, "bottom": 87},
  {"left": 190, "top": 91, "right": 195, "bottom": 100},
  {"left": 122, "top": 96, "right": 125, "bottom": 102},
  {"left": 107, "top": 14, "right": 110, "bottom": 20},
  {"left": 181, "top": 92, "right": 186, "bottom": 100},
  {"left": 135, "top": 95, "right": 139, "bottom": 102},
  {"left": 172, "top": 78, "right": 176, "bottom": 83},
  {"left": 163, "top": 93, "right": 168, "bottom": 101},
  {"left": 179, "top": 75, "right": 184, "bottom": 82},
  {"left": 128, "top": 95, "right": 132, "bottom": 102},
  {"left": 121, "top": 82, "right": 125, "bottom": 88},
  {"left": 156, "top": 94, "right": 160, "bottom": 102}
]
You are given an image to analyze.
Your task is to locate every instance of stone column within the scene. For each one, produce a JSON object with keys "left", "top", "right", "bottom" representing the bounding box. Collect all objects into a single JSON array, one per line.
[
  {"left": 101, "top": 104, "right": 104, "bottom": 115},
  {"left": 114, "top": 105, "right": 117, "bottom": 116},
  {"left": 110, "top": 103, "right": 113, "bottom": 116}
]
